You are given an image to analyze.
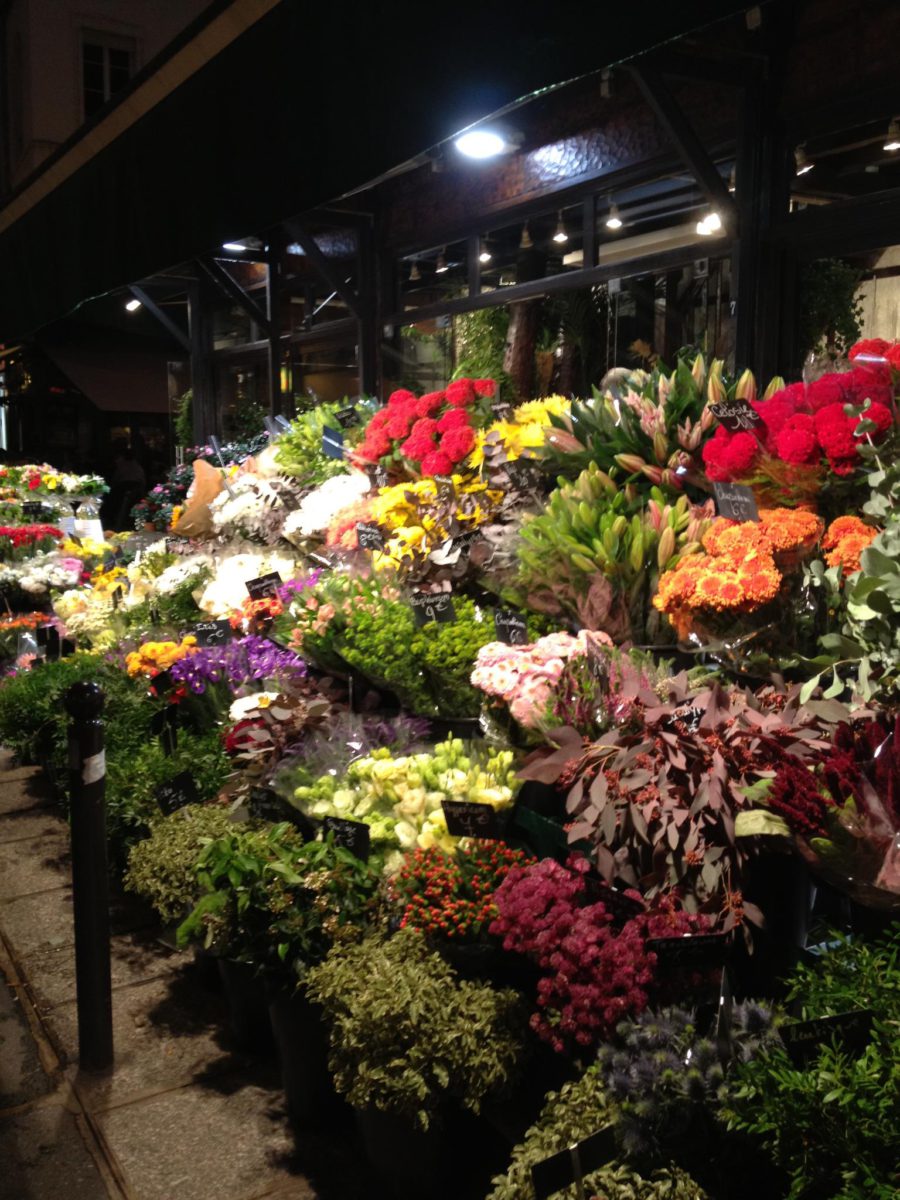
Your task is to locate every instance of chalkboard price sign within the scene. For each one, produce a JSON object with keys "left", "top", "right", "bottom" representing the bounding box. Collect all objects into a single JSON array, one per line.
[
  {"left": 712, "top": 482, "right": 759, "bottom": 523},
  {"left": 505, "top": 457, "right": 542, "bottom": 490},
  {"left": 647, "top": 931, "right": 730, "bottom": 968},
  {"left": 492, "top": 399, "right": 513, "bottom": 419},
  {"left": 323, "top": 816, "right": 371, "bottom": 861},
  {"left": 495, "top": 609, "right": 528, "bottom": 645},
  {"left": 335, "top": 405, "right": 359, "bottom": 429},
  {"left": 434, "top": 475, "right": 455, "bottom": 503},
  {"left": 245, "top": 572, "right": 283, "bottom": 600},
  {"left": 710, "top": 398, "right": 763, "bottom": 434},
  {"left": 781, "top": 1009, "right": 874, "bottom": 1068},
  {"left": 531, "top": 1125, "right": 618, "bottom": 1199},
  {"left": 194, "top": 619, "right": 231, "bottom": 647},
  {"left": 441, "top": 800, "right": 502, "bottom": 839},
  {"left": 156, "top": 771, "right": 199, "bottom": 816},
  {"left": 356, "top": 523, "right": 385, "bottom": 551},
  {"left": 21, "top": 501, "right": 50, "bottom": 520},
  {"left": 368, "top": 466, "right": 390, "bottom": 489},
  {"left": 663, "top": 702, "right": 705, "bottom": 734},
  {"left": 410, "top": 591, "right": 456, "bottom": 626}
]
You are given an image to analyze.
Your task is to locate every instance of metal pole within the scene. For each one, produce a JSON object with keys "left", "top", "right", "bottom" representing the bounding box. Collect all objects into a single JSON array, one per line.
[{"left": 65, "top": 682, "right": 113, "bottom": 1071}]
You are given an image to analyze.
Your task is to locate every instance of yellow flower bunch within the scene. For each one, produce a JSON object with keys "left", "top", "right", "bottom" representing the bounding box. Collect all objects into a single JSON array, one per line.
[
  {"left": 468, "top": 395, "right": 570, "bottom": 468},
  {"left": 169, "top": 504, "right": 184, "bottom": 531},
  {"left": 90, "top": 565, "right": 128, "bottom": 595},
  {"left": 41, "top": 474, "right": 59, "bottom": 490},
  {"left": 368, "top": 475, "right": 503, "bottom": 572},
  {"left": 125, "top": 635, "right": 198, "bottom": 678},
  {"left": 61, "top": 537, "right": 111, "bottom": 558}
]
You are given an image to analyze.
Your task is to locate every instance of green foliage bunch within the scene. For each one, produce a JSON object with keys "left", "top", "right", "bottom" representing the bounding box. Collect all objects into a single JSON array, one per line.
[
  {"left": 124, "top": 804, "right": 235, "bottom": 922},
  {"left": 305, "top": 928, "right": 525, "bottom": 1129},
  {"left": 274, "top": 399, "right": 377, "bottom": 489},
  {"left": 177, "top": 824, "right": 382, "bottom": 976},
  {"left": 799, "top": 259, "right": 864, "bottom": 357},
  {"left": 486, "top": 1066, "right": 707, "bottom": 1200},
  {"left": 725, "top": 930, "right": 900, "bottom": 1200}
]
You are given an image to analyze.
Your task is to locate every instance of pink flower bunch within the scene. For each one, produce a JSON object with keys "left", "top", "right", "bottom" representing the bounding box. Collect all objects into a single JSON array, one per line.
[
  {"left": 471, "top": 630, "right": 611, "bottom": 728},
  {"left": 702, "top": 365, "right": 895, "bottom": 482},
  {"left": 355, "top": 379, "right": 496, "bottom": 476},
  {"left": 489, "top": 855, "right": 708, "bottom": 1053}
]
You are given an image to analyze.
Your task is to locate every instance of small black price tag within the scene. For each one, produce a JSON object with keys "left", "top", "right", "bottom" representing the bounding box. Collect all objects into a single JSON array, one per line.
[
  {"left": 322, "top": 427, "right": 345, "bottom": 459},
  {"left": 248, "top": 785, "right": 288, "bottom": 824},
  {"left": 441, "top": 800, "right": 502, "bottom": 839},
  {"left": 245, "top": 571, "right": 283, "bottom": 601},
  {"left": 150, "top": 703, "right": 180, "bottom": 755},
  {"left": 156, "top": 771, "right": 199, "bottom": 815},
  {"left": 410, "top": 591, "right": 456, "bottom": 626},
  {"left": 323, "top": 816, "right": 371, "bottom": 860},
  {"left": 647, "top": 931, "right": 730, "bottom": 968},
  {"left": 663, "top": 702, "right": 704, "bottom": 734},
  {"left": 368, "top": 466, "right": 390, "bottom": 489},
  {"left": 492, "top": 399, "right": 514, "bottom": 419},
  {"left": 710, "top": 398, "right": 763, "bottom": 434},
  {"left": 193, "top": 619, "right": 231, "bottom": 648},
  {"left": 356, "top": 522, "right": 385, "bottom": 551},
  {"left": 21, "top": 501, "right": 48, "bottom": 520},
  {"left": 433, "top": 474, "right": 455, "bottom": 503},
  {"left": 495, "top": 609, "right": 528, "bottom": 645},
  {"left": 505, "top": 457, "right": 542, "bottom": 490},
  {"left": 584, "top": 632, "right": 611, "bottom": 689},
  {"left": 712, "top": 482, "right": 759, "bottom": 523},
  {"left": 780, "top": 1009, "right": 874, "bottom": 1068},
  {"left": 111, "top": 584, "right": 125, "bottom": 610},
  {"left": 273, "top": 482, "right": 300, "bottom": 512},
  {"left": 531, "top": 1125, "right": 618, "bottom": 1200},
  {"left": 335, "top": 405, "right": 359, "bottom": 429}
]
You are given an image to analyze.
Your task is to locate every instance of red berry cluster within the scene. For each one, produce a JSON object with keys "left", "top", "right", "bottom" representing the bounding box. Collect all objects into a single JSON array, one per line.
[{"left": 390, "top": 841, "right": 534, "bottom": 940}]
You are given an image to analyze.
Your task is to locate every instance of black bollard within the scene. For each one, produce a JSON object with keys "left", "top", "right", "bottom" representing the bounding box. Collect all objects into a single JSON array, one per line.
[{"left": 65, "top": 682, "right": 113, "bottom": 1071}]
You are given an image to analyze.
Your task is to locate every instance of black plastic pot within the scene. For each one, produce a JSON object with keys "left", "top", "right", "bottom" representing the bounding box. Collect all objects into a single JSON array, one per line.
[
  {"left": 216, "top": 958, "right": 273, "bottom": 1052},
  {"left": 354, "top": 1106, "right": 446, "bottom": 1199},
  {"left": 266, "top": 981, "right": 338, "bottom": 1127}
]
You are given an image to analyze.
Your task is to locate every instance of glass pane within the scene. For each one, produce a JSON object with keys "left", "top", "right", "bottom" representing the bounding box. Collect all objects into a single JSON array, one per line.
[
  {"left": 82, "top": 60, "right": 103, "bottom": 92},
  {"left": 83, "top": 86, "right": 105, "bottom": 118},
  {"left": 82, "top": 42, "right": 103, "bottom": 64}
]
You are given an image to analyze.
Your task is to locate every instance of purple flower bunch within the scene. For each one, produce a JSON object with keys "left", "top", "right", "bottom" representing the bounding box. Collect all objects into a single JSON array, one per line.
[
  {"left": 277, "top": 571, "right": 322, "bottom": 604},
  {"left": 171, "top": 634, "right": 306, "bottom": 694}
]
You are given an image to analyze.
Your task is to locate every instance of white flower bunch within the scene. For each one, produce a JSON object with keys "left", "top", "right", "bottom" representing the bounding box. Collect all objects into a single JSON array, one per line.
[
  {"left": 196, "top": 548, "right": 300, "bottom": 617},
  {"left": 283, "top": 473, "right": 370, "bottom": 542},
  {"left": 7, "top": 553, "right": 84, "bottom": 595},
  {"left": 151, "top": 555, "right": 214, "bottom": 597}
]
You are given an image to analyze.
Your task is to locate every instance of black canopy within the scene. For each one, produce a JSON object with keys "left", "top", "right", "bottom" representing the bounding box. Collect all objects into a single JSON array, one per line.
[{"left": 0, "top": 0, "right": 749, "bottom": 340}]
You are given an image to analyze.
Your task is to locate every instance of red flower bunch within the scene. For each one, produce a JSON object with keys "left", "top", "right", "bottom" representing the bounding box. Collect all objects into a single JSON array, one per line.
[
  {"left": 489, "top": 855, "right": 709, "bottom": 1052},
  {"left": 702, "top": 365, "right": 896, "bottom": 482},
  {"left": 849, "top": 337, "right": 900, "bottom": 371},
  {"left": 354, "top": 379, "right": 496, "bottom": 476},
  {"left": 229, "top": 595, "right": 284, "bottom": 632},
  {"left": 390, "top": 841, "right": 534, "bottom": 940},
  {"left": 223, "top": 717, "right": 267, "bottom": 755},
  {"left": 0, "top": 524, "right": 64, "bottom": 547}
]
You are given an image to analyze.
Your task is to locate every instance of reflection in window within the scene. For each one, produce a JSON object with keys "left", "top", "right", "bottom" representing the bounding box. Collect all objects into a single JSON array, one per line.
[{"left": 82, "top": 34, "right": 134, "bottom": 119}]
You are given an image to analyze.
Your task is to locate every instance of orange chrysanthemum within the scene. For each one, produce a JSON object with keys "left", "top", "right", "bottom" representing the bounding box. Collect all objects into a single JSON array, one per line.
[
  {"left": 757, "top": 507, "right": 824, "bottom": 553},
  {"left": 822, "top": 515, "right": 873, "bottom": 551},
  {"left": 825, "top": 530, "right": 877, "bottom": 574}
]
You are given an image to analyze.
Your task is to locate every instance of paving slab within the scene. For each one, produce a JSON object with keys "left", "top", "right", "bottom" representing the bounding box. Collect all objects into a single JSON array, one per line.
[
  {"left": 0, "top": 1102, "right": 112, "bottom": 1200},
  {"left": 0, "top": 769, "right": 53, "bottom": 815},
  {"left": 22, "top": 931, "right": 193, "bottom": 1013},
  {"left": 0, "top": 885, "right": 75, "bottom": 959},
  {"left": 98, "top": 1073, "right": 317, "bottom": 1200},
  {"left": 49, "top": 971, "right": 239, "bottom": 1105},
  {"left": 0, "top": 829, "right": 72, "bottom": 900},
  {"left": 0, "top": 972, "right": 53, "bottom": 1109},
  {"left": 0, "top": 805, "right": 67, "bottom": 844}
]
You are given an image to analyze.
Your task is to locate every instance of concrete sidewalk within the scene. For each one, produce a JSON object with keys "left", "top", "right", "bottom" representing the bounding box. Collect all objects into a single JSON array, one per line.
[{"left": 0, "top": 751, "right": 336, "bottom": 1200}]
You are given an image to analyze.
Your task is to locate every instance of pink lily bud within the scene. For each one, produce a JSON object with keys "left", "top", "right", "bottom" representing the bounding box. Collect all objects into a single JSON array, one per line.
[
  {"left": 640, "top": 464, "right": 664, "bottom": 484},
  {"left": 762, "top": 375, "right": 786, "bottom": 401},
  {"left": 735, "top": 368, "right": 757, "bottom": 403},
  {"left": 614, "top": 453, "right": 647, "bottom": 474},
  {"left": 691, "top": 355, "right": 706, "bottom": 388},
  {"left": 653, "top": 431, "right": 669, "bottom": 465}
]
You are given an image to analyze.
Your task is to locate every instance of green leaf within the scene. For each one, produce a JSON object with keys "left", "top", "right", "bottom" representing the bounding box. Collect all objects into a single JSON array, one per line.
[{"left": 799, "top": 673, "right": 822, "bottom": 705}]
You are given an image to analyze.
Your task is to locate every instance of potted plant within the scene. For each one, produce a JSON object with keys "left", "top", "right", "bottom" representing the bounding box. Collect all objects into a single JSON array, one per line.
[{"left": 305, "top": 927, "right": 526, "bottom": 1198}]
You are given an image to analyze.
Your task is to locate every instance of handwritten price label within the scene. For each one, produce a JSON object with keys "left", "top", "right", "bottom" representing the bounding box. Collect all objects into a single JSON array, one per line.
[
  {"left": 410, "top": 591, "right": 455, "bottom": 626},
  {"left": 441, "top": 800, "right": 502, "bottom": 839},
  {"left": 710, "top": 398, "right": 763, "bottom": 434}
]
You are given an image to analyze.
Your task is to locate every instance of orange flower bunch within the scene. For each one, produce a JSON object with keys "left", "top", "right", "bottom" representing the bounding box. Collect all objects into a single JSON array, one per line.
[
  {"left": 0, "top": 612, "right": 48, "bottom": 632},
  {"left": 654, "top": 507, "right": 822, "bottom": 626},
  {"left": 229, "top": 595, "right": 284, "bottom": 630},
  {"left": 822, "top": 515, "right": 879, "bottom": 574},
  {"left": 125, "top": 635, "right": 198, "bottom": 678}
]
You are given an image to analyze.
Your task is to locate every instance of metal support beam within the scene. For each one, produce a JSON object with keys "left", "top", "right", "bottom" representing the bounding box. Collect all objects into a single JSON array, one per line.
[
  {"left": 629, "top": 63, "right": 737, "bottom": 231},
  {"left": 467, "top": 234, "right": 481, "bottom": 297},
  {"left": 195, "top": 257, "right": 270, "bottom": 333},
  {"left": 357, "top": 215, "right": 377, "bottom": 396},
  {"left": 284, "top": 220, "right": 361, "bottom": 317},
  {"left": 266, "top": 232, "right": 286, "bottom": 416},
  {"left": 187, "top": 279, "right": 217, "bottom": 443},
  {"left": 128, "top": 286, "right": 190, "bottom": 352}
]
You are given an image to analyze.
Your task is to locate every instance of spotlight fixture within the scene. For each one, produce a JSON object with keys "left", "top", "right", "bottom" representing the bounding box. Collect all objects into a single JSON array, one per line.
[
  {"left": 794, "top": 145, "right": 814, "bottom": 175},
  {"left": 696, "top": 211, "right": 723, "bottom": 236},
  {"left": 552, "top": 212, "right": 568, "bottom": 244},
  {"left": 884, "top": 118, "right": 900, "bottom": 152},
  {"left": 124, "top": 298, "right": 141, "bottom": 312},
  {"left": 728, "top": 166, "right": 736, "bottom": 193},
  {"left": 221, "top": 242, "right": 246, "bottom": 252},
  {"left": 519, "top": 223, "right": 533, "bottom": 250},
  {"left": 454, "top": 129, "right": 507, "bottom": 160},
  {"left": 435, "top": 248, "right": 449, "bottom": 274},
  {"left": 478, "top": 241, "right": 492, "bottom": 264},
  {"left": 408, "top": 261, "right": 421, "bottom": 282},
  {"left": 605, "top": 203, "right": 623, "bottom": 230}
]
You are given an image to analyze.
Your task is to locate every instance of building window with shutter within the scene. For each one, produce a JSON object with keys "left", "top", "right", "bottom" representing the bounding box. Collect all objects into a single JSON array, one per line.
[{"left": 81, "top": 33, "right": 134, "bottom": 119}]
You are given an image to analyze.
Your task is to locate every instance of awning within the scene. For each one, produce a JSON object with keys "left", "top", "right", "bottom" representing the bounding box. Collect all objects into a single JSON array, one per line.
[{"left": 0, "top": 0, "right": 750, "bottom": 341}]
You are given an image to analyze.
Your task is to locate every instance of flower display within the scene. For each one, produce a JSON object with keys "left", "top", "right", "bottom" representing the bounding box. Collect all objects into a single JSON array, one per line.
[
  {"left": 0, "top": 465, "right": 107, "bottom": 497},
  {"left": 471, "top": 630, "right": 612, "bottom": 729},
  {"left": 282, "top": 472, "right": 371, "bottom": 543},
  {"left": 170, "top": 634, "right": 306, "bottom": 694},
  {"left": 124, "top": 635, "right": 198, "bottom": 678},
  {"left": 0, "top": 525, "right": 64, "bottom": 560}
]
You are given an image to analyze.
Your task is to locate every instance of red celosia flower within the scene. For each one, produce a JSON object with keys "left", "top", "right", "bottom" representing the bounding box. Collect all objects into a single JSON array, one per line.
[
  {"left": 437, "top": 407, "right": 471, "bottom": 433},
  {"left": 473, "top": 379, "right": 496, "bottom": 398},
  {"left": 420, "top": 450, "right": 454, "bottom": 475},
  {"left": 775, "top": 413, "right": 819, "bottom": 464},
  {"left": 814, "top": 403, "right": 857, "bottom": 461},
  {"left": 439, "top": 425, "right": 476, "bottom": 464},
  {"left": 386, "top": 412, "right": 414, "bottom": 440},
  {"left": 416, "top": 391, "right": 445, "bottom": 417},
  {"left": 445, "top": 379, "right": 477, "bottom": 407},
  {"left": 857, "top": 401, "right": 894, "bottom": 439},
  {"left": 849, "top": 337, "right": 890, "bottom": 361},
  {"left": 387, "top": 388, "right": 417, "bottom": 409}
]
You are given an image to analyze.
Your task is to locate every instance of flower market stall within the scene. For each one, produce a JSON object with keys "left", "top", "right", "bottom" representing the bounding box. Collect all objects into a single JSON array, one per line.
[{"left": 0, "top": 349, "right": 898, "bottom": 1200}]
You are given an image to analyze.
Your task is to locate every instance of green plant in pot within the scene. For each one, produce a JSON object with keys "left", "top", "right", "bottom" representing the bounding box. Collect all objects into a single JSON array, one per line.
[{"left": 305, "top": 927, "right": 526, "bottom": 1133}]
